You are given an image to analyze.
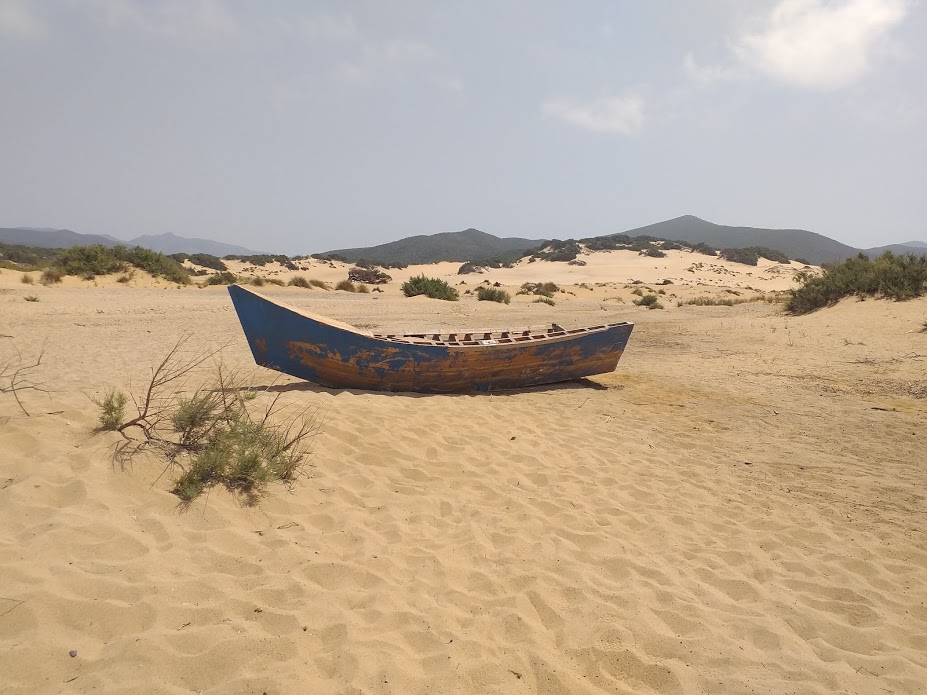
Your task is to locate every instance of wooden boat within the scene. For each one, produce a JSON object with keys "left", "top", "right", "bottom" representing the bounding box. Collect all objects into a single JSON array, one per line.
[{"left": 228, "top": 285, "right": 634, "bottom": 393}]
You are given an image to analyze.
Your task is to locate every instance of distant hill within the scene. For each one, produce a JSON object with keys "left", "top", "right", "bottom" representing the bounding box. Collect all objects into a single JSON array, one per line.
[
  {"left": 126, "top": 232, "right": 253, "bottom": 256},
  {"left": 0, "top": 227, "right": 120, "bottom": 249},
  {"left": 624, "top": 216, "right": 926, "bottom": 264},
  {"left": 625, "top": 216, "right": 857, "bottom": 265},
  {"left": 321, "top": 218, "right": 927, "bottom": 267},
  {"left": 323, "top": 228, "right": 541, "bottom": 264},
  {"left": 0, "top": 227, "right": 255, "bottom": 256}
]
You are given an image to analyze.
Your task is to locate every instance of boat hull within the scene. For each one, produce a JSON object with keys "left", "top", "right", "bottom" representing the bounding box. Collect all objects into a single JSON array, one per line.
[{"left": 228, "top": 285, "right": 633, "bottom": 393}]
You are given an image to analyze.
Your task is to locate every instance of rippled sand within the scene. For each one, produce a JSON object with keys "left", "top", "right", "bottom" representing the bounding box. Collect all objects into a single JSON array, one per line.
[{"left": 1, "top": 277, "right": 926, "bottom": 694}]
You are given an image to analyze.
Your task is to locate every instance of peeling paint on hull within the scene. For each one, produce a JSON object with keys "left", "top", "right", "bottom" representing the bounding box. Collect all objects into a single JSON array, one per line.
[{"left": 228, "top": 285, "right": 634, "bottom": 393}]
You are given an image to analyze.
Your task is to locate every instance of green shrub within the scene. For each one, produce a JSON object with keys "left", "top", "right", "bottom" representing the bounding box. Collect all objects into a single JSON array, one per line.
[
  {"left": 172, "top": 392, "right": 222, "bottom": 447},
  {"left": 787, "top": 252, "right": 927, "bottom": 314},
  {"left": 633, "top": 294, "right": 664, "bottom": 309},
  {"left": 126, "top": 246, "right": 190, "bottom": 284},
  {"left": 188, "top": 253, "right": 227, "bottom": 271},
  {"left": 720, "top": 247, "right": 760, "bottom": 266},
  {"left": 173, "top": 414, "right": 306, "bottom": 503},
  {"left": 641, "top": 247, "right": 666, "bottom": 258},
  {"left": 401, "top": 275, "right": 459, "bottom": 300},
  {"left": 204, "top": 271, "right": 238, "bottom": 285},
  {"left": 517, "top": 282, "right": 559, "bottom": 298},
  {"left": 56, "top": 244, "right": 124, "bottom": 276},
  {"left": 40, "top": 268, "right": 62, "bottom": 284},
  {"left": 347, "top": 266, "right": 391, "bottom": 284},
  {"left": 54, "top": 244, "right": 189, "bottom": 284},
  {"left": 533, "top": 297, "right": 556, "bottom": 306},
  {"left": 92, "top": 388, "right": 127, "bottom": 431},
  {"left": 336, "top": 280, "right": 357, "bottom": 292},
  {"left": 692, "top": 243, "right": 716, "bottom": 256},
  {"left": 288, "top": 276, "right": 310, "bottom": 288},
  {"left": 476, "top": 286, "right": 511, "bottom": 303}
]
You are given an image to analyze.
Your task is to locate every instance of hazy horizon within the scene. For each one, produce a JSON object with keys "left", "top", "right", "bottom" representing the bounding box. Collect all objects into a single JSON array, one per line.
[{"left": 2, "top": 1, "right": 924, "bottom": 253}]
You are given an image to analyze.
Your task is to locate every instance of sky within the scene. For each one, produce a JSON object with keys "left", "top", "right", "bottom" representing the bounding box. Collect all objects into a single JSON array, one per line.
[{"left": 1, "top": 0, "right": 925, "bottom": 254}]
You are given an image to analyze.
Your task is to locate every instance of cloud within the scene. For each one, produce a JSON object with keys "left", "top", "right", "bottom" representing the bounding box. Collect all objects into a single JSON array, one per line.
[
  {"left": 542, "top": 96, "right": 645, "bottom": 136},
  {"left": 86, "top": 0, "right": 241, "bottom": 41},
  {"left": 333, "top": 38, "right": 436, "bottom": 85},
  {"left": 682, "top": 52, "right": 743, "bottom": 86},
  {"left": 733, "top": 0, "right": 909, "bottom": 89},
  {"left": 0, "top": 0, "right": 48, "bottom": 39}
]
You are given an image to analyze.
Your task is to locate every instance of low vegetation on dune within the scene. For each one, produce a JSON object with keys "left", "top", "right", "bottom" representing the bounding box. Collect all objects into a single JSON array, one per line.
[
  {"left": 401, "top": 275, "right": 459, "bottom": 301},
  {"left": 517, "top": 282, "right": 560, "bottom": 298},
  {"left": 287, "top": 276, "right": 311, "bottom": 288},
  {"left": 171, "top": 252, "right": 228, "bottom": 272},
  {"left": 719, "top": 246, "right": 791, "bottom": 266},
  {"left": 204, "top": 271, "right": 239, "bottom": 286},
  {"left": 787, "top": 252, "right": 927, "bottom": 314},
  {"left": 0, "top": 242, "right": 57, "bottom": 271},
  {"left": 54, "top": 244, "right": 190, "bottom": 284},
  {"left": 633, "top": 294, "right": 664, "bottom": 310},
  {"left": 476, "top": 286, "right": 511, "bottom": 304},
  {"left": 348, "top": 266, "right": 392, "bottom": 284},
  {"left": 222, "top": 254, "right": 292, "bottom": 267},
  {"left": 92, "top": 337, "right": 319, "bottom": 506}
]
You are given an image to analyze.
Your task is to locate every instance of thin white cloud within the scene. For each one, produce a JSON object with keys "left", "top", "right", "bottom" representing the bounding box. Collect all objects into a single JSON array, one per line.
[
  {"left": 543, "top": 96, "right": 645, "bottom": 136},
  {"left": 682, "top": 51, "right": 743, "bottom": 86},
  {"left": 0, "top": 0, "right": 48, "bottom": 39},
  {"left": 333, "top": 38, "right": 436, "bottom": 86},
  {"left": 733, "top": 0, "right": 909, "bottom": 89},
  {"left": 86, "top": 0, "right": 241, "bottom": 41}
]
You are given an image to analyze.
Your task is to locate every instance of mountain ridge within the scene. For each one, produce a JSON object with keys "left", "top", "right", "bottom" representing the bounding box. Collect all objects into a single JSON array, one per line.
[{"left": 0, "top": 228, "right": 255, "bottom": 256}]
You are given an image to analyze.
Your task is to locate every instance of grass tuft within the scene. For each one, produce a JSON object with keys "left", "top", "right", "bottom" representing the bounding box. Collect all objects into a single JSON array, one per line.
[
  {"left": 288, "top": 276, "right": 311, "bottom": 288},
  {"left": 517, "top": 282, "right": 559, "bottom": 298},
  {"left": 92, "top": 388, "right": 128, "bottom": 430},
  {"left": 633, "top": 294, "right": 664, "bottom": 309},
  {"left": 476, "top": 286, "right": 511, "bottom": 304},
  {"left": 23, "top": 295, "right": 39, "bottom": 302},
  {"left": 401, "top": 275, "right": 459, "bottom": 301},
  {"left": 204, "top": 271, "right": 238, "bottom": 286},
  {"left": 41, "top": 268, "right": 63, "bottom": 284}
]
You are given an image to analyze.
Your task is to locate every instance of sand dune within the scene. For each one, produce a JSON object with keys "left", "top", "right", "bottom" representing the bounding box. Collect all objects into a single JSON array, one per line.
[{"left": 1, "top": 258, "right": 926, "bottom": 694}]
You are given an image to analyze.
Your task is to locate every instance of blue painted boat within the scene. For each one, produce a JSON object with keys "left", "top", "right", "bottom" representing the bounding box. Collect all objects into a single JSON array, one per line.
[{"left": 228, "top": 285, "right": 633, "bottom": 393}]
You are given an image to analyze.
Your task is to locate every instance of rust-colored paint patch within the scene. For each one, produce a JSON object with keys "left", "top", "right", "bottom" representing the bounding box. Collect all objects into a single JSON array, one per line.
[{"left": 252, "top": 338, "right": 268, "bottom": 362}]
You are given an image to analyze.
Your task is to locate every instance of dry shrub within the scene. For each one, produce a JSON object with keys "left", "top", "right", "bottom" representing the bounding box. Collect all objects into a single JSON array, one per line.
[{"left": 94, "top": 337, "right": 320, "bottom": 506}]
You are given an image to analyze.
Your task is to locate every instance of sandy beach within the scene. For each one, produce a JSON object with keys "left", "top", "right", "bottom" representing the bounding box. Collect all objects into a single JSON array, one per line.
[{"left": 1, "top": 255, "right": 926, "bottom": 694}]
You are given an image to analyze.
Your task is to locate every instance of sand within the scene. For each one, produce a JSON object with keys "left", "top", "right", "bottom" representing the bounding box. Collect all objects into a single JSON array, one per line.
[{"left": 1, "top": 254, "right": 926, "bottom": 694}]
